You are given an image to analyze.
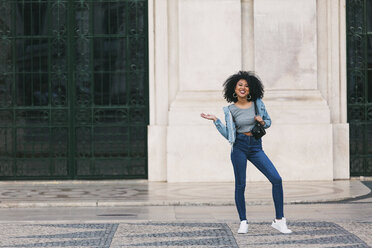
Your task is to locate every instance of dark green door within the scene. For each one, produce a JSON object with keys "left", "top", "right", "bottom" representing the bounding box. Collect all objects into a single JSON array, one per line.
[
  {"left": 0, "top": 0, "right": 148, "bottom": 179},
  {"left": 346, "top": 0, "right": 372, "bottom": 176}
]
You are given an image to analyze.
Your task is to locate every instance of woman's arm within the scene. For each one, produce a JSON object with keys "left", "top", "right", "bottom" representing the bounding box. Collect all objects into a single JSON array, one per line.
[
  {"left": 200, "top": 113, "right": 228, "bottom": 139},
  {"left": 213, "top": 118, "right": 228, "bottom": 139},
  {"left": 255, "top": 99, "right": 271, "bottom": 129},
  {"left": 261, "top": 109, "right": 271, "bottom": 128}
]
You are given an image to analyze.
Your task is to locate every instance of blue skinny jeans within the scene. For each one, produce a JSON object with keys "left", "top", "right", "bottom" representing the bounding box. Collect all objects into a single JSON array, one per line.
[{"left": 231, "top": 133, "right": 284, "bottom": 221}]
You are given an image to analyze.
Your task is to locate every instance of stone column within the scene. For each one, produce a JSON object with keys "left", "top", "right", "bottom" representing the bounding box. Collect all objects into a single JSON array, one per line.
[
  {"left": 147, "top": 0, "right": 169, "bottom": 181},
  {"left": 241, "top": 0, "right": 255, "bottom": 71},
  {"left": 166, "top": 0, "right": 242, "bottom": 182},
  {"left": 317, "top": 0, "right": 349, "bottom": 179},
  {"left": 252, "top": 0, "right": 333, "bottom": 181}
]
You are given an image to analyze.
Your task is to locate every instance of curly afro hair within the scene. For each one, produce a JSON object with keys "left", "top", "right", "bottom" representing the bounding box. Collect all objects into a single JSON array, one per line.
[{"left": 223, "top": 71, "right": 264, "bottom": 103}]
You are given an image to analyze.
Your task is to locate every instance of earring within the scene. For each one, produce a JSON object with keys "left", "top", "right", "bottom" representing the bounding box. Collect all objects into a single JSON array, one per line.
[
  {"left": 233, "top": 93, "right": 237, "bottom": 98},
  {"left": 247, "top": 94, "right": 252, "bottom": 100}
]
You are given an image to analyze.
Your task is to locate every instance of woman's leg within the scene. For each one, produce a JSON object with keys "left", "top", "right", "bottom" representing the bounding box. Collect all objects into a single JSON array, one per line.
[
  {"left": 231, "top": 147, "right": 248, "bottom": 221},
  {"left": 248, "top": 149, "right": 284, "bottom": 219}
]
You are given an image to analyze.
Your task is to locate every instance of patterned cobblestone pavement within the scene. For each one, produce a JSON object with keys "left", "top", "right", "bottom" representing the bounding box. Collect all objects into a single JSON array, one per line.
[
  {"left": 0, "top": 223, "right": 118, "bottom": 248},
  {"left": 111, "top": 223, "right": 238, "bottom": 248},
  {"left": 230, "top": 221, "right": 372, "bottom": 248},
  {"left": 0, "top": 221, "right": 370, "bottom": 248}
]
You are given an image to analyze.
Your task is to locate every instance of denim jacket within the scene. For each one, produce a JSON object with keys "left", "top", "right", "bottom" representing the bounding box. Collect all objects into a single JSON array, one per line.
[{"left": 213, "top": 98, "right": 271, "bottom": 146}]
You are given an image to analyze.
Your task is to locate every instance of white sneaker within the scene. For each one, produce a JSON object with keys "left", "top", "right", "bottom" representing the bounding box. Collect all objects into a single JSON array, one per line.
[
  {"left": 238, "top": 220, "right": 249, "bottom": 234},
  {"left": 271, "top": 218, "right": 292, "bottom": 234}
]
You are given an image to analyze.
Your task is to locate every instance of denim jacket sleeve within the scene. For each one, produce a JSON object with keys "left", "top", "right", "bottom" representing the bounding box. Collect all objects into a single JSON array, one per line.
[
  {"left": 213, "top": 106, "right": 235, "bottom": 144},
  {"left": 213, "top": 118, "right": 228, "bottom": 139},
  {"left": 256, "top": 98, "right": 271, "bottom": 129}
]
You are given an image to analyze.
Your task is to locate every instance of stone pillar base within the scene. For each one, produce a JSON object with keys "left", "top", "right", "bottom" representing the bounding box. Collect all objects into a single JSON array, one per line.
[
  {"left": 332, "top": 123, "right": 350, "bottom": 179},
  {"left": 148, "top": 125, "right": 167, "bottom": 181}
]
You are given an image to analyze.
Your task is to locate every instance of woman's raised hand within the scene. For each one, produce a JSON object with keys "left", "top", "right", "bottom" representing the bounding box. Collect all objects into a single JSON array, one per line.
[{"left": 200, "top": 113, "right": 217, "bottom": 122}]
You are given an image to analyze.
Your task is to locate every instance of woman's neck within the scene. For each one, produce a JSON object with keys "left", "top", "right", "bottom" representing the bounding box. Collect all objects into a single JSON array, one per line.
[{"left": 236, "top": 97, "right": 249, "bottom": 105}]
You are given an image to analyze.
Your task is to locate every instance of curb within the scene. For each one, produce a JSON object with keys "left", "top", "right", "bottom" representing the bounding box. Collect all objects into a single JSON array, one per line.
[{"left": 0, "top": 180, "right": 370, "bottom": 208}]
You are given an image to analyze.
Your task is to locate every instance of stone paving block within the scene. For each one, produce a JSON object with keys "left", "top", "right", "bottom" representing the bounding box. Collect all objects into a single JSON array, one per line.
[
  {"left": 0, "top": 223, "right": 118, "bottom": 247},
  {"left": 229, "top": 221, "right": 371, "bottom": 248},
  {"left": 0, "top": 221, "right": 370, "bottom": 247},
  {"left": 336, "top": 222, "right": 372, "bottom": 247},
  {"left": 110, "top": 222, "right": 238, "bottom": 248}
]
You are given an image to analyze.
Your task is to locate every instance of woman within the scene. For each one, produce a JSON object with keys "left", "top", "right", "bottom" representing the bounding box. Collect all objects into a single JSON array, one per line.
[{"left": 200, "top": 71, "right": 292, "bottom": 234}]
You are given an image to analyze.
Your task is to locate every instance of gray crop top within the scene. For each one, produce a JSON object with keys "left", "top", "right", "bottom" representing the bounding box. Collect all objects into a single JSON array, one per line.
[{"left": 228, "top": 104, "right": 256, "bottom": 133}]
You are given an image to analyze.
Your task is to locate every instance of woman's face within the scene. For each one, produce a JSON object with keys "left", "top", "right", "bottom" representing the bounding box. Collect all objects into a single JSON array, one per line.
[{"left": 235, "top": 79, "right": 249, "bottom": 98}]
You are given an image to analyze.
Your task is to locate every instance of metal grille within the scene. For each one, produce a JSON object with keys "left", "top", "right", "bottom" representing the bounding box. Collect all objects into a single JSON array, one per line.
[
  {"left": 0, "top": 0, "right": 148, "bottom": 179},
  {"left": 346, "top": 0, "right": 372, "bottom": 176}
]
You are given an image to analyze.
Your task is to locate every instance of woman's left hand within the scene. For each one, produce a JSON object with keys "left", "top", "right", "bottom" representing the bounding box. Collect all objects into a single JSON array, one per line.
[{"left": 255, "top": 116, "right": 265, "bottom": 125}]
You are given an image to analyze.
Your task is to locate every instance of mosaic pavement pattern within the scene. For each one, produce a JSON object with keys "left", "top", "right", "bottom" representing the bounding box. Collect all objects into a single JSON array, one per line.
[
  {"left": 230, "top": 221, "right": 372, "bottom": 248},
  {"left": 0, "top": 221, "right": 370, "bottom": 247},
  {"left": 0, "top": 224, "right": 118, "bottom": 248},
  {"left": 111, "top": 223, "right": 238, "bottom": 248}
]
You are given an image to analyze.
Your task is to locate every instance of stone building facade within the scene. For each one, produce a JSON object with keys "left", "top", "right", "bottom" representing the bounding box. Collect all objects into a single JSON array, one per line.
[{"left": 147, "top": 0, "right": 350, "bottom": 182}]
